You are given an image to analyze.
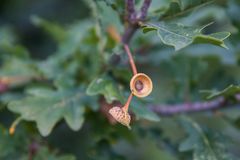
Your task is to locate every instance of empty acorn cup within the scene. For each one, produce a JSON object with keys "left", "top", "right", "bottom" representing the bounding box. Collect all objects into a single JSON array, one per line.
[{"left": 130, "top": 73, "right": 153, "bottom": 98}]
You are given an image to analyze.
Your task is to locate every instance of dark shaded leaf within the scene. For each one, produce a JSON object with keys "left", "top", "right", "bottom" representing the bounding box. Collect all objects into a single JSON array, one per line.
[
  {"left": 179, "top": 117, "right": 234, "bottom": 160},
  {"left": 131, "top": 100, "right": 160, "bottom": 122}
]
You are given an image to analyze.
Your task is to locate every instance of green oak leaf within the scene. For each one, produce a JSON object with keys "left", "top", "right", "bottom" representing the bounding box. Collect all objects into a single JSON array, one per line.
[
  {"left": 0, "top": 42, "right": 30, "bottom": 59},
  {"left": 201, "top": 85, "right": 240, "bottom": 100},
  {"left": 179, "top": 117, "right": 234, "bottom": 160},
  {"left": 131, "top": 100, "right": 160, "bottom": 122},
  {"left": 86, "top": 74, "right": 124, "bottom": 103},
  {"left": 142, "top": 22, "right": 230, "bottom": 50},
  {"left": 8, "top": 87, "right": 86, "bottom": 136},
  {"left": 0, "top": 27, "right": 17, "bottom": 45},
  {"left": 131, "top": 105, "right": 160, "bottom": 122},
  {"left": 0, "top": 126, "right": 28, "bottom": 159},
  {"left": 0, "top": 58, "right": 41, "bottom": 87},
  {"left": 95, "top": 0, "right": 125, "bottom": 16},
  {"left": 160, "top": 0, "right": 181, "bottom": 19},
  {"left": 33, "top": 147, "right": 76, "bottom": 160},
  {"left": 31, "top": 16, "right": 67, "bottom": 43},
  {"left": 159, "top": 0, "right": 214, "bottom": 20},
  {"left": 0, "top": 58, "right": 39, "bottom": 76},
  {"left": 37, "top": 20, "right": 93, "bottom": 79}
]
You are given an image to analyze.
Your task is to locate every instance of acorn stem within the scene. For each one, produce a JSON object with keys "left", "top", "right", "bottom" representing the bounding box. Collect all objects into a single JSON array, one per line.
[
  {"left": 123, "top": 44, "right": 138, "bottom": 75},
  {"left": 122, "top": 93, "right": 133, "bottom": 112}
]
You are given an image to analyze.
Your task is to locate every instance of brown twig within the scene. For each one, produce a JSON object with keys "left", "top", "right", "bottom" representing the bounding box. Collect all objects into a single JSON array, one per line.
[
  {"left": 126, "top": 0, "right": 136, "bottom": 22},
  {"left": 121, "top": 25, "right": 138, "bottom": 44},
  {"left": 139, "top": 0, "right": 152, "bottom": 20},
  {"left": 123, "top": 44, "right": 138, "bottom": 75},
  {"left": 149, "top": 95, "right": 240, "bottom": 116},
  {"left": 28, "top": 141, "right": 39, "bottom": 160},
  {"left": 122, "top": 0, "right": 152, "bottom": 44}
]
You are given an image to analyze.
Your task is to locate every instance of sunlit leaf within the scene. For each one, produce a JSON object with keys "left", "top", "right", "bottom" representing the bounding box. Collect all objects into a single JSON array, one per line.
[
  {"left": 86, "top": 74, "right": 124, "bottom": 103},
  {"left": 142, "top": 22, "right": 230, "bottom": 50}
]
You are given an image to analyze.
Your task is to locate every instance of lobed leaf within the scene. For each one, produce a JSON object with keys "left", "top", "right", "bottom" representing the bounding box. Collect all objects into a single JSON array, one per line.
[
  {"left": 0, "top": 58, "right": 41, "bottom": 87},
  {"left": 131, "top": 100, "right": 160, "bottom": 122},
  {"left": 159, "top": 0, "right": 214, "bottom": 20},
  {"left": 131, "top": 105, "right": 160, "bottom": 122},
  {"left": 86, "top": 74, "right": 124, "bottom": 103},
  {"left": 31, "top": 16, "right": 67, "bottom": 43},
  {"left": 142, "top": 22, "right": 230, "bottom": 50},
  {"left": 8, "top": 87, "right": 86, "bottom": 136},
  {"left": 179, "top": 117, "right": 234, "bottom": 160},
  {"left": 202, "top": 85, "right": 240, "bottom": 100}
]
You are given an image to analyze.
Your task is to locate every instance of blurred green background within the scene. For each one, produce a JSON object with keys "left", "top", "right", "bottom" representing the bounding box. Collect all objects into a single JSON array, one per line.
[
  {"left": 0, "top": 0, "right": 240, "bottom": 160},
  {"left": 0, "top": 0, "right": 89, "bottom": 59}
]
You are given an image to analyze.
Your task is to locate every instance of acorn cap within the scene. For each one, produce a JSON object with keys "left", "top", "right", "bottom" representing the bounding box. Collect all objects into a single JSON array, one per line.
[
  {"left": 130, "top": 73, "right": 153, "bottom": 98},
  {"left": 109, "top": 106, "right": 131, "bottom": 129}
]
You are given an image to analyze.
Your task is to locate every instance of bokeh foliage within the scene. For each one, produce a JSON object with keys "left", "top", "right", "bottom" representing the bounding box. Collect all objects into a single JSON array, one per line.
[{"left": 0, "top": 0, "right": 240, "bottom": 159}]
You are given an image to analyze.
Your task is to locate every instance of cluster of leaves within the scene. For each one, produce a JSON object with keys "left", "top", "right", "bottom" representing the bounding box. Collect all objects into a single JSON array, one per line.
[
  {"left": 0, "top": 0, "right": 240, "bottom": 159},
  {"left": 0, "top": 125, "right": 75, "bottom": 160}
]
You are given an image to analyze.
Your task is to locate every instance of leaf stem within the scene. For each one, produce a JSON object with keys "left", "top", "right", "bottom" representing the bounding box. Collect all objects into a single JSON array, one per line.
[
  {"left": 9, "top": 117, "right": 22, "bottom": 135},
  {"left": 123, "top": 44, "right": 138, "bottom": 75}
]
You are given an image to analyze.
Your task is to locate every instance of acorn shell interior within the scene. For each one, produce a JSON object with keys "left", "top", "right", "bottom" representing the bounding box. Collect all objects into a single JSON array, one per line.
[{"left": 130, "top": 73, "right": 153, "bottom": 98}]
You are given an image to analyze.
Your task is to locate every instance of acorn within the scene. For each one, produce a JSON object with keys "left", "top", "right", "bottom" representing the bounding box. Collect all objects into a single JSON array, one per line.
[
  {"left": 108, "top": 93, "right": 133, "bottom": 129},
  {"left": 130, "top": 73, "right": 153, "bottom": 98},
  {"left": 109, "top": 106, "right": 131, "bottom": 129}
]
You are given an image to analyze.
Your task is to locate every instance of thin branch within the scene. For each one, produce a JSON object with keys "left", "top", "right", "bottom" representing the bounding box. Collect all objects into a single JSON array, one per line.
[
  {"left": 122, "top": 25, "right": 138, "bottom": 44},
  {"left": 126, "top": 0, "right": 136, "bottom": 21},
  {"left": 28, "top": 141, "right": 39, "bottom": 160},
  {"left": 122, "top": 0, "right": 152, "bottom": 44},
  {"left": 123, "top": 44, "right": 138, "bottom": 75},
  {"left": 150, "top": 95, "right": 240, "bottom": 116},
  {"left": 139, "top": 0, "right": 152, "bottom": 20}
]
